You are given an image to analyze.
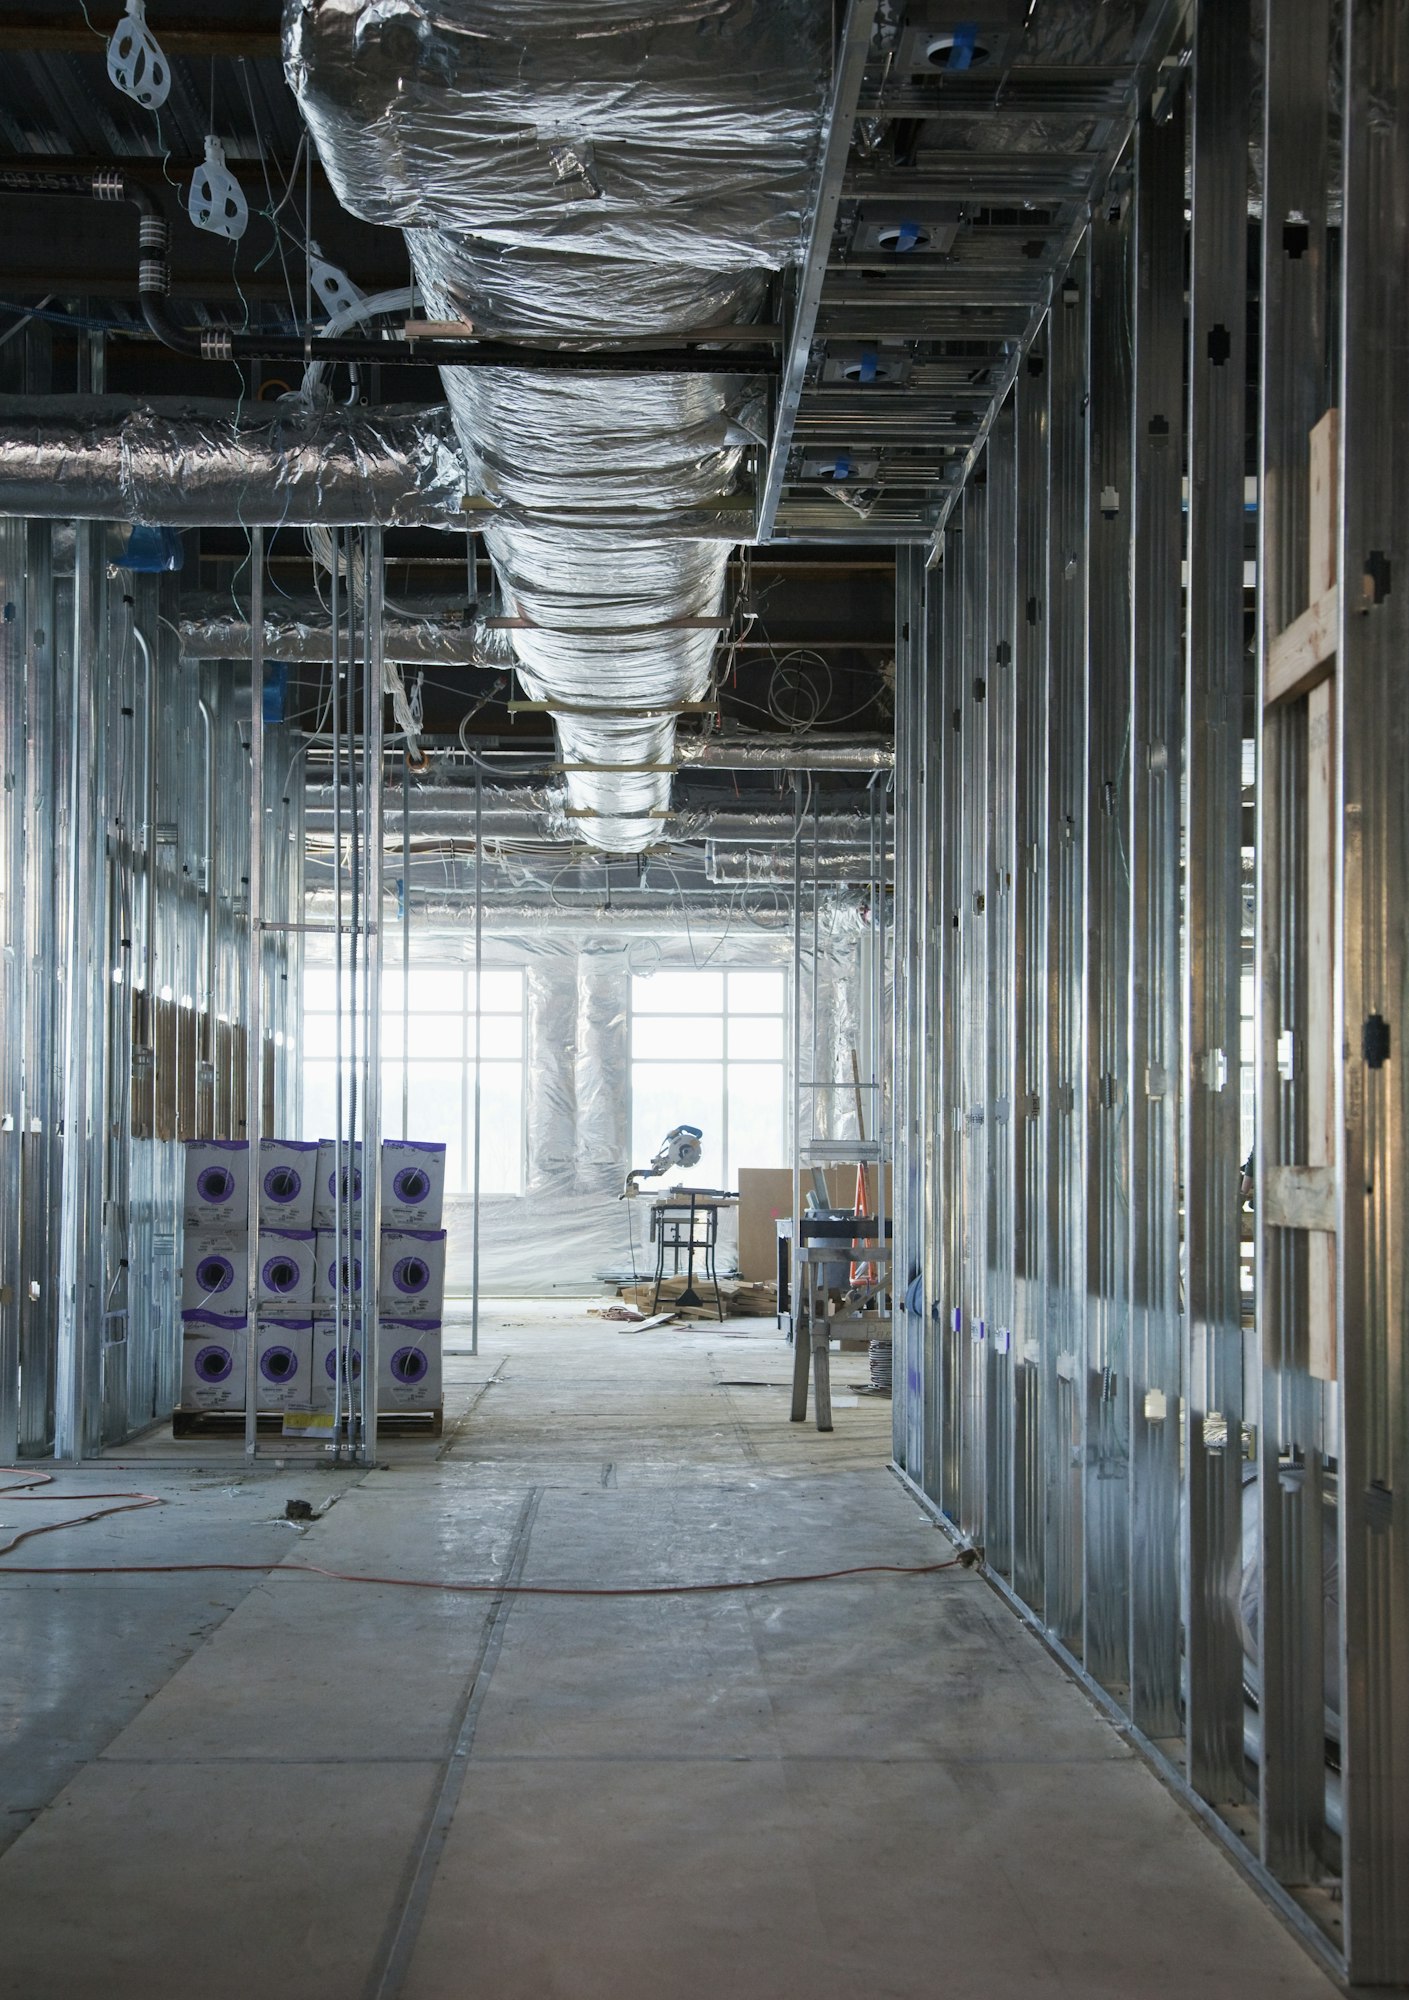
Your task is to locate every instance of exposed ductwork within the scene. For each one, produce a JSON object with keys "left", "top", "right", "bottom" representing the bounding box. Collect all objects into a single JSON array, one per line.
[
  {"left": 176, "top": 595, "right": 519, "bottom": 668},
  {"left": 0, "top": 395, "right": 470, "bottom": 526},
  {"left": 676, "top": 733, "right": 893, "bottom": 772},
  {"left": 287, "top": 0, "right": 831, "bottom": 851},
  {"left": 704, "top": 841, "right": 890, "bottom": 884}
]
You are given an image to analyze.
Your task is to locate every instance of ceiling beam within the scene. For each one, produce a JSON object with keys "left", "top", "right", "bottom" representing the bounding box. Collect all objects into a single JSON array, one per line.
[{"left": 0, "top": 10, "right": 280, "bottom": 58}]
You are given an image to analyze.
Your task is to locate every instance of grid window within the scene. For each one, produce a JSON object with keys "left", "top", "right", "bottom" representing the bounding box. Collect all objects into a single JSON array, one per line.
[
  {"left": 301, "top": 966, "right": 525, "bottom": 1195},
  {"left": 630, "top": 969, "right": 786, "bottom": 1187}
]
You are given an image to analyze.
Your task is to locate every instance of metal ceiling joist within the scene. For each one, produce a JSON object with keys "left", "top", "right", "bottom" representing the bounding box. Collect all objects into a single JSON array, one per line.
[{"left": 755, "top": 0, "right": 879, "bottom": 543}]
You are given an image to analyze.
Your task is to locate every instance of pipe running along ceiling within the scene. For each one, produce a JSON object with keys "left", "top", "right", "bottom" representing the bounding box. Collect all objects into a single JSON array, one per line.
[{"left": 286, "top": 0, "right": 832, "bottom": 852}]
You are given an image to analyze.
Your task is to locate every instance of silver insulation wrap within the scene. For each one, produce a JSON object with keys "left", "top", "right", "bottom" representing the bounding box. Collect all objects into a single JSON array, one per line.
[
  {"left": 176, "top": 595, "right": 520, "bottom": 667},
  {"left": 287, "top": 0, "right": 831, "bottom": 850},
  {"left": 0, "top": 397, "right": 470, "bottom": 526}
]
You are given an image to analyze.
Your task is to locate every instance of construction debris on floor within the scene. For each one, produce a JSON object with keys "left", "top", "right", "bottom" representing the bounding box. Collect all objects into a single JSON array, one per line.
[{"left": 617, "top": 1278, "right": 778, "bottom": 1321}]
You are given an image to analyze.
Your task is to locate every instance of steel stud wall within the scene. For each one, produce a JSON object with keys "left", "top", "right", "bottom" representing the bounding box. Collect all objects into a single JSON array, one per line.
[
  {"left": 0, "top": 509, "right": 298, "bottom": 1457},
  {"left": 891, "top": 2, "right": 1409, "bottom": 1978}
]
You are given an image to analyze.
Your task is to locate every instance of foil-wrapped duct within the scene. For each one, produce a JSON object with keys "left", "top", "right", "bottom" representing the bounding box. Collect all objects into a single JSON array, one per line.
[
  {"left": 176, "top": 595, "right": 519, "bottom": 667},
  {"left": 287, "top": 0, "right": 831, "bottom": 850},
  {"left": 0, "top": 396, "right": 470, "bottom": 526}
]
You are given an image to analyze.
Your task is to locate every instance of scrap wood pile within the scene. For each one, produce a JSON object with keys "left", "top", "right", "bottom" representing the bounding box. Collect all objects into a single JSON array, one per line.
[{"left": 615, "top": 1278, "right": 777, "bottom": 1322}]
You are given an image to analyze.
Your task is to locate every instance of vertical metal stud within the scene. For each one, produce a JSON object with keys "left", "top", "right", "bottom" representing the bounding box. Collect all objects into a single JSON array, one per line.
[
  {"left": 1256, "top": 0, "right": 1336, "bottom": 1904},
  {"left": 984, "top": 401, "right": 1018, "bottom": 1578},
  {"left": 54, "top": 525, "right": 107, "bottom": 1461},
  {"left": 958, "top": 474, "right": 990, "bottom": 1540},
  {"left": 1184, "top": 0, "right": 1252, "bottom": 1808},
  {"left": 1128, "top": 86, "right": 1187, "bottom": 1742},
  {"left": 1085, "top": 158, "right": 1137, "bottom": 1697},
  {"left": 1043, "top": 240, "right": 1091, "bottom": 1652},
  {"left": 1336, "top": 0, "right": 1409, "bottom": 1975},
  {"left": 244, "top": 530, "right": 264, "bottom": 1466},
  {"left": 1012, "top": 327, "right": 1051, "bottom": 1610}
]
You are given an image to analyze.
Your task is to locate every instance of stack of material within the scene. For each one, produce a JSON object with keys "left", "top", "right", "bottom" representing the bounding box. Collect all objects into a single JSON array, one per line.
[
  {"left": 616, "top": 1278, "right": 777, "bottom": 1322},
  {"left": 868, "top": 1338, "right": 893, "bottom": 1395},
  {"left": 178, "top": 1139, "right": 449, "bottom": 1415},
  {"left": 308, "top": 1139, "right": 449, "bottom": 1414},
  {"left": 180, "top": 1139, "right": 321, "bottom": 1414}
]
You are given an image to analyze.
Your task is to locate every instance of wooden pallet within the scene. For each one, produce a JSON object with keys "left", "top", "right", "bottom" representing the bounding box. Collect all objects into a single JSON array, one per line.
[{"left": 171, "top": 1405, "right": 444, "bottom": 1440}]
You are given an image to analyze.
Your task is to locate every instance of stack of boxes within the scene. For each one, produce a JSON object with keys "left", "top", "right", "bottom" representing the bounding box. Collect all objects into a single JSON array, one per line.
[
  {"left": 376, "top": 1141, "right": 447, "bottom": 1412},
  {"left": 180, "top": 1140, "right": 251, "bottom": 1413},
  {"left": 179, "top": 1136, "right": 446, "bottom": 1417}
]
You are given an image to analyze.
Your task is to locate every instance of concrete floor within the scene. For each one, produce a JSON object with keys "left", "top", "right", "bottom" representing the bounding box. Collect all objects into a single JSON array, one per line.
[{"left": 0, "top": 1302, "right": 1341, "bottom": 1999}]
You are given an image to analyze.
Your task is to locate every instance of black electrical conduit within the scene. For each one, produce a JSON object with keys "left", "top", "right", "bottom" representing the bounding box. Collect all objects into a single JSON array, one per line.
[{"left": 0, "top": 168, "right": 782, "bottom": 378}]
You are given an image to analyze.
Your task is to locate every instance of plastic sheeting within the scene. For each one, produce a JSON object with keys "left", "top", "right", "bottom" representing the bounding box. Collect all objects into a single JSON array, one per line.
[
  {"left": 287, "top": 0, "right": 831, "bottom": 851},
  {"left": 0, "top": 396, "right": 470, "bottom": 526},
  {"left": 305, "top": 920, "right": 870, "bottom": 1294}
]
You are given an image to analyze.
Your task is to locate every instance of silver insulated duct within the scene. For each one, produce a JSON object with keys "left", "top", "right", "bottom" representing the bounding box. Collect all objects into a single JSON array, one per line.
[{"left": 287, "top": 0, "right": 830, "bottom": 851}]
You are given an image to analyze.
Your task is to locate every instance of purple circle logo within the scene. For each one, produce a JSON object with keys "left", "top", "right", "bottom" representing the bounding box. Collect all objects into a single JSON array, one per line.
[
  {"left": 323, "top": 1347, "right": 362, "bottom": 1382},
  {"left": 194, "top": 1343, "right": 232, "bottom": 1383},
  {"left": 195, "top": 1254, "right": 235, "bottom": 1295},
  {"left": 325, "top": 1259, "right": 361, "bottom": 1295},
  {"left": 262, "top": 1253, "right": 299, "bottom": 1295},
  {"left": 260, "top": 1344, "right": 298, "bottom": 1385},
  {"left": 264, "top": 1165, "right": 302, "bottom": 1205},
  {"left": 392, "top": 1255, "right": 430, "bottom": 1296},
  {"left": 392, "top": 1166, "right": 430, "bottom": 1204},
  {"left": 389, "top": 1345, "right": 428, "bottom": 1385},
  {"left": 325, "top": 1166, "right": 362, "bottom": 1203},
  {"left": 196, "top": 1164, "right": 235, "bottom": 1204}
]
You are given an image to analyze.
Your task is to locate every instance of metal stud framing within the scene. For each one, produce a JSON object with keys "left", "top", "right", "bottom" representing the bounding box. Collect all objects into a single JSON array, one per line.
[
  {"left": 891, "top": 3, "right": 1409, "bottom": 1974},
  {"left": 1329, "top": 0, "right": 1409, "bottom": 1978},
  {"left": 0, "top": 505, "right": 301, "bottom": 1458}
]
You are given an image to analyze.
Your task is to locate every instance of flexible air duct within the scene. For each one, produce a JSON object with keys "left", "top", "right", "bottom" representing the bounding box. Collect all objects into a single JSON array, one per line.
[
  {"left": 176, "top": 596, "right": 519, "bottom": 667},
  {"left": 0, "top": 396, "right": 468, "bottom": 526},
  {"left": 287, "top": 0, "right": 831, "bottom": 851}
]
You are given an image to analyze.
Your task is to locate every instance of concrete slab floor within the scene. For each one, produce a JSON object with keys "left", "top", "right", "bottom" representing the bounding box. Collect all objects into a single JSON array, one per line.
[{"left": 0, "top": 1302, "right": 1341, "bottom": 1999}]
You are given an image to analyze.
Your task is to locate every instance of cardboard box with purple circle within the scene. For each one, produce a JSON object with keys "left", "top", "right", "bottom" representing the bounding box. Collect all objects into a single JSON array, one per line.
[
  {"left": 313, "top": 1232, "right": 365, "bottom": 1305},
  {"left": 180, "top": 1312, "right": 247, "bottom": 1411},
  {"left": 182, "top": 1140, "right": 249, "bottom": 1230},
  {"left": 379, "top": 1320, "right": 441, "bottom": 1410},
  {"left": 257, "top": 1139, "right": 319, "bottom": 1231},
  {"left": 181, "top": 1228, "right": 245, "bottom": 1313},
  {"left": 380, "top": 1141, "right": 446, "bottom": 1229},
  {"left": 254, "top": 1317, "right": 313, "bottom": 1412},
  {"left": 310, "top": 1317, "right": 364, "bottom": 1412},
  {"left": 255, "top": 1228, "right": 316, "bottom": 1310},
  {"left": 313, "top": 1139, "right": 364, "bottom": 1230},
  {"left": 378, "top": 1228, "right": 446, "bottom": 1316}
]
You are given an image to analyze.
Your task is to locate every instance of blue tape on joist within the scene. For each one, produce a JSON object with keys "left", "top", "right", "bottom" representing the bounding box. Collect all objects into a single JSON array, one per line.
[
  {"left": 952, "top": 1306, "right": 962, "bottom": 1333},
  {"left": 950, "top": 23, "right": 978, "bottom": 69}
]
